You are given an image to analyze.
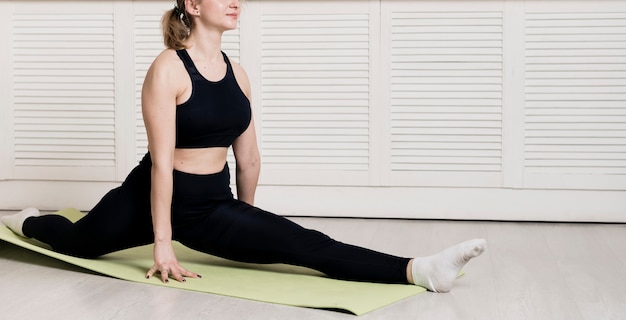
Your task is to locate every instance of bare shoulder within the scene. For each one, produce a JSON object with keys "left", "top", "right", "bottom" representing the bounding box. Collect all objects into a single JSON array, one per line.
[
  {"left": 143, "top": 49, "right": 188, "bottom": 95},
  {"left": 148, "top": 49, "right": 184, "bottom": 76},
  {"left": 229, "top": 59, "right": 247, "bottom": 75},
  {"left": 142, "top": 49, "right": 189, "bottom": 107},
  {"left": 229, "top": 59, "right": 252, "bottom": 99}
]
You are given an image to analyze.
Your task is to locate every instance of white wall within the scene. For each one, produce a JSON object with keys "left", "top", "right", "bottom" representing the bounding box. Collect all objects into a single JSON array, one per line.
[{"left": 0, "top": 0, "right": 625, "bottom": 222}]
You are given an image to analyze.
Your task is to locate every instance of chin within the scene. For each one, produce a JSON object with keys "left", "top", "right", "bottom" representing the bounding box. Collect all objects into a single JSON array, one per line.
[{"left": 225, "top": 22, "right": 238, "bottom": 31}]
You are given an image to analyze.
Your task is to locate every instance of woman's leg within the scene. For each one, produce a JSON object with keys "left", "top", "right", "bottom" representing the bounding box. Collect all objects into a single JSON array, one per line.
[
  {"left": 165, "top": 164, "right": 486, "bottom": 289},
  {"left": 174, "top": 200, "right": 411, "bottom": 284},
  {"left": 21, "top": 164, "right": 154, "bottom": 258},
  {"left": 174, "top": 199, "right": 487, "bottom": 289}
]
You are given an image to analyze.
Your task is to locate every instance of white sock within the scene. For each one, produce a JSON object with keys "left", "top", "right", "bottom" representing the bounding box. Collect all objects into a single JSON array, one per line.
[
  {"left": 1, "top": 207, "right": 40, "bottom": 237},
  {"left": 411, "top": 239, "right": 487, "bottom": 293}
]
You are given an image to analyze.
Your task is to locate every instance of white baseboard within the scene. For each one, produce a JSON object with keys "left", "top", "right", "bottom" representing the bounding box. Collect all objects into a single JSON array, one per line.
[
  {"left": 1, "top": 181, "right": 624, "bottom": 222},
  {"left": 256, "top": 186, "right": 626, "bottom": 223}
]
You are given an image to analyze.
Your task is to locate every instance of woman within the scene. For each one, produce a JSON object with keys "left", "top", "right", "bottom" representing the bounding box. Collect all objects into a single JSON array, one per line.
[{"left": 2, "top": 0, "right": 486, "bottom": 293}]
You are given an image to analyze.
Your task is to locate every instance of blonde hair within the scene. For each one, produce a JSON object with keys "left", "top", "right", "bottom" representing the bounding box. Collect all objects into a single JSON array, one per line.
[{"left": 161, "top": 0, "right": 200, "bottom": 50}]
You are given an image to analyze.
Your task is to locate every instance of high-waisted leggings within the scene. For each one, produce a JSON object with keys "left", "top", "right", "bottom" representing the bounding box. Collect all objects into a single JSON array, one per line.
[{"left": 23, "top": 153, "right": 410, "bottom": 283}]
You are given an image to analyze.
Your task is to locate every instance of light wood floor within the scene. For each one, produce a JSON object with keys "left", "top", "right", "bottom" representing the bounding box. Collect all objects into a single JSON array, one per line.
[{"left": 1, "top": 212, "right": 625, "bottom": 320}]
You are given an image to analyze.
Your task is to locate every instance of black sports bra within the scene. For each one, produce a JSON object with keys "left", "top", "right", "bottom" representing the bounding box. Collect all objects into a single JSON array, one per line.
[{"left": 175, "top": 49, "right": 251, "bottom": 148}]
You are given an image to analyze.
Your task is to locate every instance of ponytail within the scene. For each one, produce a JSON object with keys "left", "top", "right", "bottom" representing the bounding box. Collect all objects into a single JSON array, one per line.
[{"left": 161, "top": 1, "right": 195, "bottom": 50}]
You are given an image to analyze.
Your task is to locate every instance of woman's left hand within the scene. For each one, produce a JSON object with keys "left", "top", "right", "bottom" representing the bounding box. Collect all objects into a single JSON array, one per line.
[{"left": 145, "top": 241, "right": 201, "bottom": 283}]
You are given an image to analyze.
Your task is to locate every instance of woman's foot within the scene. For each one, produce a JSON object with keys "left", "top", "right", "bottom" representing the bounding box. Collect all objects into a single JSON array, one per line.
[
  {"left": 1, "top": 207, "right": 40, "bottom": 237},
  {"left": 410, "top": 239, "right": 487, "bottom": 292}
]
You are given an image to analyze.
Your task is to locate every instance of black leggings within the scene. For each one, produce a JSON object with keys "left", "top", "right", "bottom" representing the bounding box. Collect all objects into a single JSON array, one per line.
[{"left": 23, "top": 153, "right": 410, "bottom": 284}]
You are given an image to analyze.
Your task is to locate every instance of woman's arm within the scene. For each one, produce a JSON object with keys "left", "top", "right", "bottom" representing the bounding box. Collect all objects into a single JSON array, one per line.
[
  {"left": 233, "top": 119, "right": 260, "bottom": 205},
  {"left": 141, "top": 50, "right": 198, "bottom": 283},
  {"left": 231, "top": 62, "right": 261, "bottom": 205}
]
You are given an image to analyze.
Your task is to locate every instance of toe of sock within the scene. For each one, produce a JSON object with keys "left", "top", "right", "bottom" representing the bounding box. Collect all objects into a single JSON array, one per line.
[{"left": 467, "top": 239, "right": 487, "bottom": 256}]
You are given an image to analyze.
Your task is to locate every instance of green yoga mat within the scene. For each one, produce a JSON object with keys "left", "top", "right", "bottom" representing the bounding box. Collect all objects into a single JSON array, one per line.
[{"left": 0, "top": 208, "right": 426, "bottom": 315}]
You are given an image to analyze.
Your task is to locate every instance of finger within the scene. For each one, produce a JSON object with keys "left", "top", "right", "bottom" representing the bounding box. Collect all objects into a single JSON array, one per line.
[
  {"left": 146, "top": 266, "right": 157, "bottom": 279},
  {"left": 183, "top": 269, "right": 201, "bottom": 279},
  {"left": 171, "top": 270, "right": 185, "bottom": 283},
  {"left": 178, "top": 266, "right": 199, "bottom": 279},
  {"left": 161, "top": 270, "right": 170, "bottom": 283}
]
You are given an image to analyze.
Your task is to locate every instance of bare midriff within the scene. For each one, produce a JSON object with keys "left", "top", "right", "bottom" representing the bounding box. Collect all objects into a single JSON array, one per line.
[{"left": 173, "top": 147, "right": 229, "bottom": 174}]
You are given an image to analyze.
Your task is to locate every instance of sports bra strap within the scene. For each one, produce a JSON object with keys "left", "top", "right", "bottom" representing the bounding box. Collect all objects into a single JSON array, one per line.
[
  {"left": 176, "top": 49, "right": 232, "bottom": 82},
  {"left": 221, "top": 51, "right": 233, "bottom": 74},
  {"left": 176, "top": 49, "right": 203, "bottom": 80}
]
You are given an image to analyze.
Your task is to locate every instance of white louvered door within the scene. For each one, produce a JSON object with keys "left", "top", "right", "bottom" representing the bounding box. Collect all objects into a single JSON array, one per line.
[
  {"left": 10, "top": 2, "right": 117, "bottom": 181},
  {"left": 384, "top": 2, "right": 505, "bottom": 187},
  {"left": 256, "top": 2, "right": 374, "bottom": 186},
  {"left": 523, "top": 2, "right": 626, "bottom": 190}
]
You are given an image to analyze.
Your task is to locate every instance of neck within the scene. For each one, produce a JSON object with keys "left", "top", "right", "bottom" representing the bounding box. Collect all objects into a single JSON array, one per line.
[{"left": 185, "top": 29, "right": 224, "bottom": 61}]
